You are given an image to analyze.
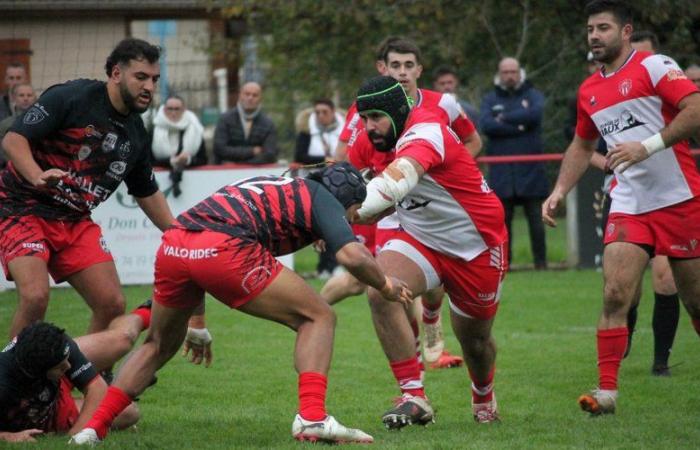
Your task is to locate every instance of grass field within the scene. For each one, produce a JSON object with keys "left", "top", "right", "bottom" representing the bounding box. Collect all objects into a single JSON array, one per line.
[{"left": 1, "top": 214, "right": 699, "bottom": 449}]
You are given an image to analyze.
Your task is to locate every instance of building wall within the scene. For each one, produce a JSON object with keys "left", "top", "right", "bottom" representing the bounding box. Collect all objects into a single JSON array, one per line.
[
  {"left": 0, "top": 18, "right": 125, "bottom": 92},
  {"left": 0, "top": 18, "right": 212, "bottom": 111}
]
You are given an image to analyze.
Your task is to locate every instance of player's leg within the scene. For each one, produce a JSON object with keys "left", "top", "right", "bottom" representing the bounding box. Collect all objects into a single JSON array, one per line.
[
  {"left": 67, "top": 262, "right": 126, "bottom": 335},
  {"left": 579, "top": 241, "right": 649, "bottom": 415},
  {"left": 623, "top": 276, "right": 642, "bottom": 358},
  {"left": 73, "top": 301, "right": 152, "bottom": 373},
  {"left": 441, "top": 243, "right": 506, "bottom": 423},
  {"left": 650, "top": 255, "right": 680, "bottom": 376},
  {"left": 320, "top": 271, "right": 366, "bottom": 305},
  {"left": 238, "top": 267, "right": 372, "bottom": 443},
  {"left": 667, "top": 257, "right": 700, "bottom": 339},
  {"left": 523, "top": 197, "right": 547, "bottom": 269},
  {"left": 421, "top": 286, "right": 464, "bottom": 368},
  {"left": 72, "top": 301, "right": 196, "bottom": 443},
  {"left": 367, "top": 236, "right": 437, "bottom": 429},
  {"left": 73, "top": 398, "right": 140, "bottom": 432},
  {"left": 501, "top": 197, "right": 515, "bottom": 267},
  {"left": 7, "top": 256, "right": 50, "bottom": 338}
]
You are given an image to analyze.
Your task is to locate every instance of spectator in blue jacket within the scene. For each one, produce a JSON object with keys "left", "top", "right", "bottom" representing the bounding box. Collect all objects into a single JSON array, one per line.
[{"left": 480, "top": 57, "right": 548, "bottom": 269}]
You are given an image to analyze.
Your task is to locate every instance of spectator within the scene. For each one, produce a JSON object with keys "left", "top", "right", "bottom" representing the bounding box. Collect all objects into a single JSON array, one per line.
[
  {"left": 0, "top": 83, "right": 37, "bottom": 167},
  {"left": 630, "top": 30, "right": 659, "bottom": 53},
  {"left": 294, "top": 99, "right": 345, "bottom": 279},
  {"left": 294, "top": 99, "right": 344, "bottom": 165},
  {"left": 151, "top": 95, "right": 207, "bottom": 197},
  {"left": 213, "top": 81, "right": 278, "bottom": 164},
  {"left": 480, "top": 57, "right": 548, "bottom": 269},
  {"left": 0, "top": 63, "right": 28, "bottom": 121},
  {"left": 432, "top": 65, "right": 480, "bottom": 127}
]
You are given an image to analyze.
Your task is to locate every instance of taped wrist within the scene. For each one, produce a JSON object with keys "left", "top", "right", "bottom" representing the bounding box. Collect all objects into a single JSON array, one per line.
[
  {"left": 186, "top": 327, "right": 212, "bottom": 345},
  {"left": 357, "top": 158, "right": 419, "bottom": 219},
  {"left": 641, "top": 133, "right": 666, "bottom": 156}
]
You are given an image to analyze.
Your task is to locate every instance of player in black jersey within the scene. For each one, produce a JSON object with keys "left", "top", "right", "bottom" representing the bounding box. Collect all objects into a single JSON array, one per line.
[
  {"left": 71, "top": 163, "right": 413, "bottom": 446},
  {"left": 0, "top": 38, "right": 175, "bottom": 339},
  {"left": 0, "top": 301, "right": 152, "bottom": 443}
]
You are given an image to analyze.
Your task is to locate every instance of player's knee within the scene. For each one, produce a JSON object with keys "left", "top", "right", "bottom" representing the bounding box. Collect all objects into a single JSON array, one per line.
[
  {"left": 463, "top": 332, "right": 493, "bottom": 357},
  {"left": 17, "top": 286, "right": 50, "bottom": 315},
  {"left": 91, "top": 293, "right": 126, "bottom": 319},
  {"left": 603, "top": 282, "right": 633, "bottom": 315},
  {"left": 313, "top": 302, "right": 336, "bottom": 328}
]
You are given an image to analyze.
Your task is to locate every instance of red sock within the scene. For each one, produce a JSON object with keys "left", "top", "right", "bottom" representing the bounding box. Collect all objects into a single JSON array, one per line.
[
  {"left": 298, "top": 372, "right": 327, "bottom": 421},
  {"left": 390, "top": 357, "right": 425, "bottom": 398},
  {"left": 469, "top": 366, "right": 495, "bottom": 404},
  {"left": 130, "top": 306, "right": 151, "bottom": 329},
  {"left": 597, "top": 327, "right": 628, "bottom": 390},
  {"left": 421, "top": 296, "right": 442, "bottom": 325},
  {"left": 692, "top": 318, "right": 700, "bottom": 337},
  {"left": 84, "top": 386, "right": 133, "bottom": 439}
]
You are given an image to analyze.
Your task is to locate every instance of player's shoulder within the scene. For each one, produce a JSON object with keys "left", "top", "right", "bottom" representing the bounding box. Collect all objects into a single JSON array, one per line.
[
  {"left": 397, "top": 112, "right": 446, "bottom": 153},
  {"left": 638, "top": 52, "right": 684, "bottom": 75},
  {"left": 42, "top": 79, "right": 104, "bottom": 101}
]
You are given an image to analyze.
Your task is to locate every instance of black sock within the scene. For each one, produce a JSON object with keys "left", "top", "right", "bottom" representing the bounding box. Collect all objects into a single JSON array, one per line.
[
  {"left": 623, "top": 304, "right": 639, "bottom": 358},
  {"left": 652, "top": 292, "right": 680, "bottom": 366}
]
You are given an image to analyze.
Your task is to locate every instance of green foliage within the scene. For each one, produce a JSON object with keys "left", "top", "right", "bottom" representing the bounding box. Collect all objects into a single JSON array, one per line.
[{"left": 221, "top": 0, "right": 700, "bottom": 157}]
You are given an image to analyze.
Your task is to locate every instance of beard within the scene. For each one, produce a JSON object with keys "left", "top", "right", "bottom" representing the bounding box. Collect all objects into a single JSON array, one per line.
[
  {"left": 368, "top": 129, "right": 395, "bottom": 152},
  {"left": 119, "top": 81, "right": 150, "bottom": 113},
  {"left": 591, "top": 39, "right": 623, "bottom": 65}
]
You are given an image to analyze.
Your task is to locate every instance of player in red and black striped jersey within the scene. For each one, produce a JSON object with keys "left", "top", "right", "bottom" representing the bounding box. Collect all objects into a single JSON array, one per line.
[
  {"left": 0, "top": 38, "right": 175, "bottom": 339},
  {"left": 71, "top": 163, "right": 413, "bottom": 446}
]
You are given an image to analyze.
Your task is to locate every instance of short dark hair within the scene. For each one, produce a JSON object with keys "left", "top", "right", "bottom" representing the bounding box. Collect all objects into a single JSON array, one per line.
[
  {"left": 631, "top": 30, "right": 659, "bottom": 52},
  {"left": 432, "top": 65, "right": 459, "bottom": 83},
  {"left": 382, "top": 38, "right": 422, "bottom": 65},
  {"left": 584, "top": 0, "right": 633, "bottom": 26},
  {"left": 14, "top": 322, "right": 69, "bottom": 378},
  {"left": 105, "top": 38, "right": 161, "bottom": 77},
  {"left": 374, "top": 36, "right": 403, "bottom": 62},
  {"left": 313, "top": 98, "right": 335, "bottom": 110}
]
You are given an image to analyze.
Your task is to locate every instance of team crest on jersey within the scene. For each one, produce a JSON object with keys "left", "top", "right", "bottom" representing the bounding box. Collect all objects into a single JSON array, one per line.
[
  {"left": 84, "top": 125, "right": 103, "bottom": 139},
  {"left": 102, "top": 133, "right": 118, "bottom": 153},
  {"left": 78, "top": 145, "right": 92, "bottom": 161},
  {"left": 23, "top": 104, "right": 48, "bottom": 125},
  {"left": 118, "top": 141, "right": 131, "bottom": 159},
  {"left": 109, "top": 161, "right": 127, "bottom": 175},
  {"left": 618, "top": 79, "right": 632, "bottom": 96}
]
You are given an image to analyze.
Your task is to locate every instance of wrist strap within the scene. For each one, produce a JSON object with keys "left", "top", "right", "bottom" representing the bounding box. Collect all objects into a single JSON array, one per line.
[{"left": 641, "top": 133, "right": 666, "bottom": 156}]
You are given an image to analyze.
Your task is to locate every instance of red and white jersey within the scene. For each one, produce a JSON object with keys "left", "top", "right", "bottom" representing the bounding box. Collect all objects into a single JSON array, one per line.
[
  {"left": 576, "top": 50, "right": 700, "bottom": 214},
  {"left": 394, "top": 108, "right": 506, "bottom": 261},
  {"left": 415, "top": 88, "right": 476, "bottom": 142}
]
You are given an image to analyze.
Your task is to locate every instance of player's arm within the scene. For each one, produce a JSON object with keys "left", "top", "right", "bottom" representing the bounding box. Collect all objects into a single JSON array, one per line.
[
  {"left": 1, "top": 132, "right": 68, "bottom": 187},
  {"left": 462, "top": 131, "right": 482, "bottom": 157},
  {"left": 542, "top": 134, "right": 598, "bottom": 227},
  {"left": 334, "top": 140, "right": 349, "bottom": 161},
  {"left": 0, "top": 430, "right": 44, "bottom": 443},
  {"left": 589, "top": 151, "right": 608, "bottom": 172},
  {"left": 355, "top": 156, "right": 424, "bottom": 222},
  {"left": 135, "top": 191, "right": 175, "bottom": 231},
  {"left": 310, "top": 184, "right": 411, "bottom": 304},
  {"left": 69, "top": 376, "right": 108, "bottom": 435}
]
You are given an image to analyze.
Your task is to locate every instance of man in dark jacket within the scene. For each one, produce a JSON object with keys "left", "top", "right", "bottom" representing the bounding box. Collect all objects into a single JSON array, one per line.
[
  {"left": 480, "top": 57, "right": 548, "bottom": 269},
  {"left": 213, "top": 81, "right": 278, "bottom": 164}
]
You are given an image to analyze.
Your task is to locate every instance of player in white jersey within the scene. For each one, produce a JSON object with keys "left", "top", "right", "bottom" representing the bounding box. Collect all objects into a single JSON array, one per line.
[
  {"left": 542, "top": 0, "right": 700, "bottom": 416},
  {"left": 353, "top": 76, "right": 508, "bottom": 427}
]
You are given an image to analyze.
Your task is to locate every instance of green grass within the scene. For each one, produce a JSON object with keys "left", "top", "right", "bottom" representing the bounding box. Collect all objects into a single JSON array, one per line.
[{"left": 1, "top": 216, "right": 699, "bottom": 448}]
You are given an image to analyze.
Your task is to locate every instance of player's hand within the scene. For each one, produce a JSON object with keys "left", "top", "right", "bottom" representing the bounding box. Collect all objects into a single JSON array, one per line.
[
  {"left": 379, "top": 276, "right": 413, "bottom": 305},
  {"left": 607, "top": 141, "right": 648, "bottom": 173},
  {"left": 33, "top": 169, "right": 69, "bottom": 188},
  {"left": 3, "top": 429, "right": 43, "bottom": 442},
  {"left": 183, "top": 327, "right": 213, "bottom": 367},
  {"left": 542, "top": 191, "right": 564, "bottom": 227},
  {"left": 312, "top": 240, "right": 326, "bottom": 253}
]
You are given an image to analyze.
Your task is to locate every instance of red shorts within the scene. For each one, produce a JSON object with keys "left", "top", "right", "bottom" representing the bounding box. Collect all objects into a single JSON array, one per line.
[
  {"left": 604, "top": 196, "right": 700, "bottom": 258},
  {"left": 381, "top": 230, "right": 508, "bottom": 320},
  {"left": 153, "top": 228, "right": 283, "bottom": 309},
  {"left": 375, "top": 227, "right": 401, "bottom": 252},
  {"left": 0, "top": 216, "right": 113, "bottom": 283},
  {"left": 351, "top": 224, "right": 376, "bottom": 255},
  {"left": 52, "top": 377, "right": 79, "bottom": 432}
]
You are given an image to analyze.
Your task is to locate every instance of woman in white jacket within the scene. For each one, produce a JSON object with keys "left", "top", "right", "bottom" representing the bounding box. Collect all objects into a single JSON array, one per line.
[{"left": 151, "top": 95, "right": 205, "bottom": 170}]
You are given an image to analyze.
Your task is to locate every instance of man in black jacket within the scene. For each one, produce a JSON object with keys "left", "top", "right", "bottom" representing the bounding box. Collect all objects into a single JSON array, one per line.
[{"left": 213, "top": 81, "right": 278, "bottom": 164}]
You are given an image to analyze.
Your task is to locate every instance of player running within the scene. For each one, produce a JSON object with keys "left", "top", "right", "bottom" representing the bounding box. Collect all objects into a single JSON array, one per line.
[
  {"left": 542, "top": 0, "right": 700, "bottom": 415},
  {"left": 70, "top": 163, "right": 412, "bottom": 445},
  {"left": 353, "top": 76, "right": 508, "bottom": 427}
]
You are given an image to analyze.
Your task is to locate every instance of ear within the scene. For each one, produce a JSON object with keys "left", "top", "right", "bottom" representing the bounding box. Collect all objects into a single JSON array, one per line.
[
  {"left": 111, "top": 63, "right": 122, "bottom": 82},
  {"left": 376, "top": 60, "right": 388, "bottom": 75},
  {"left": 622, "top": 24, "right": 633, "bottom": 40},
  {"left": 416, "top": 64, "right": 423, "bottom": 79}
]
